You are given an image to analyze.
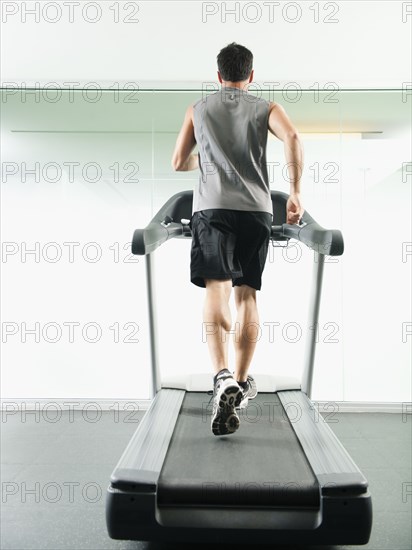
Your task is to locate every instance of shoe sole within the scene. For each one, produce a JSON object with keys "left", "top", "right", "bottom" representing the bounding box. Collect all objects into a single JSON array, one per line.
[{"left": 211, "top": 382, "right": 242, "bottom": 436}]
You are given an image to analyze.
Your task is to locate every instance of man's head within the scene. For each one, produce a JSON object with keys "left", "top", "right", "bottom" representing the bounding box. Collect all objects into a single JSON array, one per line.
[{"left": 217, "top": 42, "right": 254, "bottom": 85}]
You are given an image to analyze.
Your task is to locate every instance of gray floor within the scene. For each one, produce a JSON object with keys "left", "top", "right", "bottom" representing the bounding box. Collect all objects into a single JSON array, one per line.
[{"left": 1, "top": 407, "right": 411, "bottom": 550}]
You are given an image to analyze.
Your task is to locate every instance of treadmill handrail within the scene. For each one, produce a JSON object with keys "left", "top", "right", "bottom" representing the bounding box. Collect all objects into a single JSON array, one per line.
[
  {"left": 132, "top": 189, "right": 344, "bottom": 400},
  {"left": 131, "top": 190, "right": 344, "bottom": 256}
]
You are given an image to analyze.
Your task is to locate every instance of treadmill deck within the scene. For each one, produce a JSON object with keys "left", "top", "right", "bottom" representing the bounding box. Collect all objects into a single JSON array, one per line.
[{"left": 157, "top": 392, "right": 320, "bottom": 508}]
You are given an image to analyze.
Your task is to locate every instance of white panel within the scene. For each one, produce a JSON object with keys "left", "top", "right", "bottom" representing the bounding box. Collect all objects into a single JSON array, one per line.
[{"left": 1, "top": 1, "right": 410, "bottom": 88}]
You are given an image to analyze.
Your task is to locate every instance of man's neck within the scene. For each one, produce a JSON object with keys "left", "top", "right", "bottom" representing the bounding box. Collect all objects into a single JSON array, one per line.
[{"left": 221, "top": 81, "right": 249, "bottom": 90}]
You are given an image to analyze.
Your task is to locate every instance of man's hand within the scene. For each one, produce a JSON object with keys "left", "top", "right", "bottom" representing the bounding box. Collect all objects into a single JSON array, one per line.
[{"left": 286, "top": 193, "right": 304, "bottom": 224}]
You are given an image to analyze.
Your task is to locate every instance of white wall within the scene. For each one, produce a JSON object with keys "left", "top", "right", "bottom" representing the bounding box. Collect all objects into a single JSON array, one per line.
[
  {"left": 1, "top": 89, "right": 411, "bottom": 403},
  {"left": 1, "top": 2, "right": 411, "bottom": 403},
  {"left": 1, "top": 1, "right": 411, "bottom": 88}
]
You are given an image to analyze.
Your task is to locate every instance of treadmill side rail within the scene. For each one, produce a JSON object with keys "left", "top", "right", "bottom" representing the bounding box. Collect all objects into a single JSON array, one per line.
[
  {"left": 278, "top": 390, "right": 369, "bottom": 495},
  {"left": 109, "top": 389, "right": 184, "bottom": 491}
]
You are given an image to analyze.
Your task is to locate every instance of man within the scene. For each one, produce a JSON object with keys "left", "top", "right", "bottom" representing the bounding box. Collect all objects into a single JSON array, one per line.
[{"left": 171, "top": 42, "right": 304, "bottom": 436}]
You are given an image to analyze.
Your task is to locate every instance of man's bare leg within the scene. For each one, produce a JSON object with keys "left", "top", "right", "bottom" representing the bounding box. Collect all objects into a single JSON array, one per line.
[
  {"left": 233, "top": 285, "right": 259, "bottom": 382},
  {"left": 203, "top": 279, "right": 232, "bottom": 374},
  {"left": 205, "top": 279, "right": 243, "bottom": 436}
]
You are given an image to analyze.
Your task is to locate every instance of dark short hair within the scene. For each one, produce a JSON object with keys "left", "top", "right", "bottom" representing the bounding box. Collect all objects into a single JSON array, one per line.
[{"left": 217, "top": 42, "right": 253, "bottom": 82}]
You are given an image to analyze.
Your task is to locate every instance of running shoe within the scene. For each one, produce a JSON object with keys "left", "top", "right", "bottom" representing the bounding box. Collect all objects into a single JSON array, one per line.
[
  {"left": 210, "top": 370, "right": 242, "bottom": 436},
  {"left": 236, "top": 374, "right": 258, "bottom": 409}
]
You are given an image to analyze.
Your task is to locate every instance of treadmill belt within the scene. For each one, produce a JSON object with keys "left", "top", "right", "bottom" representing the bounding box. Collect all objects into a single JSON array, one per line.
[{"left": 158, "top": 392, "right": 320, "bottom": 508}]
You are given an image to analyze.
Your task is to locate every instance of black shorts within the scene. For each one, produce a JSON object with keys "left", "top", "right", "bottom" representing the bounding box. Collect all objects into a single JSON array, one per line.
[{"left": 189, "top": 209, "right": 273, "bottom": 291}]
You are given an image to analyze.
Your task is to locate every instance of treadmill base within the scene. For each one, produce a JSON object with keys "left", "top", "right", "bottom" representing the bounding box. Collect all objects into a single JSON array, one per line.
[{"left": 106, "top": 488, "right": 372, "bottom": 545}]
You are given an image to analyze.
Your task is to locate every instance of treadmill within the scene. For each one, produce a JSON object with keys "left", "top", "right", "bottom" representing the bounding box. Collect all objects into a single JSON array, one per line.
[{"left": 106, "top": 190, "right": 372, "bottom": 545}]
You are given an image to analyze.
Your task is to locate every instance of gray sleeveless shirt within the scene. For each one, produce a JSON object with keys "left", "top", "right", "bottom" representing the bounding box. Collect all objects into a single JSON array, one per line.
[{"left": 192, "top": 86, "right": 273, "bottom": 216}]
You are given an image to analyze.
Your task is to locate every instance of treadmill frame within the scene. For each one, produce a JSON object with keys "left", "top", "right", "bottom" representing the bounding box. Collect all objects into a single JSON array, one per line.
[
  {"left": 106, "top": 190, "right": 372, "bottom": 544},
  {"left": 107, "top": 389, "right": 372, "bottom": 544}
]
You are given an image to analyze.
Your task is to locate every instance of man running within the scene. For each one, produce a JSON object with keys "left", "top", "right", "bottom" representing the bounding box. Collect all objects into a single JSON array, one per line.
[{"left": 172, "top": 42, "right": 304, "bottom": 435}]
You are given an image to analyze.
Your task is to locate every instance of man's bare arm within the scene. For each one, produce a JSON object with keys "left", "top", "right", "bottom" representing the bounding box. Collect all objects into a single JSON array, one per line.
[
  {"left": 171, "top": 105, "right": 198, "bottom": 171},
  {"left": 268, "top": 102, "right": 304, "bottom": 193},
  {"left": 268, "top": 102, "right": 304, "bottom": 223}
]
